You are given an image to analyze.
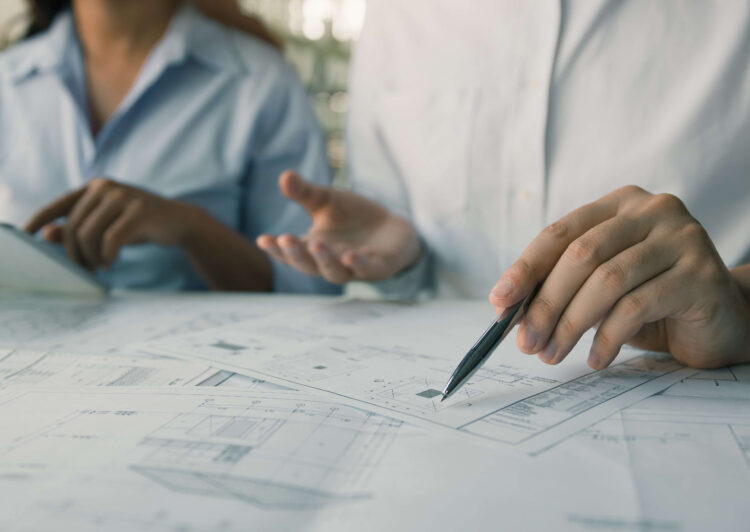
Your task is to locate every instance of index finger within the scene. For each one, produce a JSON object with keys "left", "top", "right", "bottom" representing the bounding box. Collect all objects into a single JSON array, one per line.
[
  {"left": 24, "top": 188, "right": 86, "bottom": 234},
  {"left": 278, "top": 171, "right": 331, "bottom": 215},
  {"left": 490, "top": 195, "right": 621, "bottom": 308}
]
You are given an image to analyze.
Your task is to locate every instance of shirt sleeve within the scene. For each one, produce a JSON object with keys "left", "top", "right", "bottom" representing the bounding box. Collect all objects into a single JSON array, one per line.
[
  {"left": 242, "top": 63, "right": 340, "bottom": 295},
  {"left": 346, "top": 243, "right": 432, "bottom": 301},
  {"left": 345, "top": 6, "right": 432, "bottom": 300}
]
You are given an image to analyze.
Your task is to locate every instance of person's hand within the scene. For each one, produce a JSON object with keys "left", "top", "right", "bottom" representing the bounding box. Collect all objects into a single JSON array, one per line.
[
  {"left": 25, "top": 178, "right": 196, "bottom": 270},
  {"left": 489, "top": 185, "right": 750, "bottom": 370},
  {"left": 256, "top": 171, "right": 422, "bottom": 283}
]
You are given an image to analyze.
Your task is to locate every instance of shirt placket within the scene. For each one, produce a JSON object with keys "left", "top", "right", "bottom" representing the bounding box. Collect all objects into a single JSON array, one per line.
[{"left": 502, "top": 1, "right": 562, "bottom": 268}]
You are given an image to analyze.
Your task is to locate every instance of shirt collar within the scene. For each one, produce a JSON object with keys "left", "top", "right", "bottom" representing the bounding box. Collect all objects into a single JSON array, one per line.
[
  {"left": 170, "top": 3, "right": 246, "bottom": 76},
  {"left": 7, "top": 3, "right": 245, "bottom": 84},
  {"left": 6, "top": 9, "right": 77, "bottom": 82}
]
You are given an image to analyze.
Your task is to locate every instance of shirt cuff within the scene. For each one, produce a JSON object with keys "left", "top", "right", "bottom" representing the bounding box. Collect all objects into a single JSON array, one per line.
[{"left": 345, "top": 246, "right": 431, "bottom": 301}]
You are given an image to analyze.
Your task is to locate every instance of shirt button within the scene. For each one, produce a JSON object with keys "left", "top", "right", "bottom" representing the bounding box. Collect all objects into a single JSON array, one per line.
[{"left": 519, "top": 187, "right": 532, "bottom": 200}]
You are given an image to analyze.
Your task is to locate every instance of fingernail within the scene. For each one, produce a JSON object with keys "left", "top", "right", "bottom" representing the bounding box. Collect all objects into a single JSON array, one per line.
[
  {"left": 492, "top": 279, "right": 514, "bottom": 300},
  {"left": 588, "top": 348, "right": 600, "bottom": 369},
  {"left": 539, "top": 340, "right": 558, "bottom": 363},
  {"left": 520, "top": 324, "right": 538, "bottom": 352}
]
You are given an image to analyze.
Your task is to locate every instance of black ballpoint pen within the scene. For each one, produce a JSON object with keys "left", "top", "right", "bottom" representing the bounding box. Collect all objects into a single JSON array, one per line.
[{"left": 441, "top": 285, "right": 540, "bottom": 402}]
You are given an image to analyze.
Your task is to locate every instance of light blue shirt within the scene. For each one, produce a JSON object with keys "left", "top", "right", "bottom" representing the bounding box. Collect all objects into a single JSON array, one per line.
[{"left": 0, "top": 4, "right": 338, "bottom": 294}]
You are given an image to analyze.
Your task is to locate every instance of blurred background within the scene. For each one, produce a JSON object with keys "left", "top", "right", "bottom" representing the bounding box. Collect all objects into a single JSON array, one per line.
[
  {"left": 238, "top": 0, "right": 365, "bottom": 181},
  {"left": 0, "top": 0, "right": 366, "bottom": 181}
]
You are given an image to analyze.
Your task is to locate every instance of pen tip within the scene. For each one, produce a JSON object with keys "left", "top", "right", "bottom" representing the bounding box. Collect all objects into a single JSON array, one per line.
[{"left": 440, "top": 395, "right": 447, "bottom": 403}]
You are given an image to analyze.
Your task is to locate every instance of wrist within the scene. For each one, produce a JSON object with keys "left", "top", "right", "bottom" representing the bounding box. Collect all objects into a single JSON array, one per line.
[
  {"left": 173, "top": 202, "right": 210, "bottom": 249},
  {"left": 399, "top": 238, "right": 424, "bottom": 275}
]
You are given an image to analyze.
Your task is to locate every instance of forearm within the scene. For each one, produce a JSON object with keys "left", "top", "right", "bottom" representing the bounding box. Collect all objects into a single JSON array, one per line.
[{"left": 179, "top": 204, "right": 273, "bottom": 292}]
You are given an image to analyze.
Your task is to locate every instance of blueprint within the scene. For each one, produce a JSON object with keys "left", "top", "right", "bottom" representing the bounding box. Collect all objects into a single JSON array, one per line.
[
  {"left": 0, "top": 290, "right": 746, "bottom": 531},
  {"left": 143, "top": 299, "right": 693, "bottom": 454},
  {"left": 327, "top": 387, "right": 750, "bottom": 532},
  {"left": 0, "top": 387, "right": 415, "bottom": 532},
  {"left": 0, "top": 348, "right": 291, "bottom": 393},
  {"left": 551, "top": 391, "right": 750, "bottom": 532},
  {"left": 0, "top": 348, "right": 216, "bottom": 390},
  {"left": 660, "top": 363, "right": 750, "bottom": 401},
  {"left": 4, "top": 385, "right": 736, "bottom": 532},
  {"left": 0, "top": 291, "right": 324, "bottom": 354}
]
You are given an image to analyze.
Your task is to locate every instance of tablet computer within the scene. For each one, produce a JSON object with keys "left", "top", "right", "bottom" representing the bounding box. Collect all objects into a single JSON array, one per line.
[{"left": 0, "top": 223, "right": 108, "bottom": 297}]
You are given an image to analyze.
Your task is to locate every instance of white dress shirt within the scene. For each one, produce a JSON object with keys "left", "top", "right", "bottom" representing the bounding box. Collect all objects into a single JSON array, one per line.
[{"left": 347, "top": 0, "right": 750, "bottom": 299}]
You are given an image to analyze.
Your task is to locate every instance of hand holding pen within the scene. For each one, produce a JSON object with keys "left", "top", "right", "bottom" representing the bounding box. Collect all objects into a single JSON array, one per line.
[{"left": 488, "top": 186, "right": 750, "bottom": 371}]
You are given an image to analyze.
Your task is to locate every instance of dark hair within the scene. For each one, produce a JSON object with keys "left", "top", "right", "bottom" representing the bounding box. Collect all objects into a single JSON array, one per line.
[
  {"left": 21, "top": 0, "right": 283, "bottom": 50},
  {"left": 26, "top": 0, "right": 70, "bottom": 38}
]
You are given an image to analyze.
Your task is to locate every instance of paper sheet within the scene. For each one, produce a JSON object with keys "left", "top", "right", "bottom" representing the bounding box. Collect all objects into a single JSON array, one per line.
[
  {"left": 0, "top": 348, "right": 218, "bottom": 391},
  {"left": 0, "top": 291, "right": 327, "bottom": 354},
  {"left": 0, "top": 292, "right": 745, "bottom": 531},
  {"left": 659, "top": 362, "right": 750, "bottom": 400},
  {"left": 142, "top": 299, "right": 692, "bottom": 454},
  {"left": 0, "top": 387, "right": 421, "bottom": 531},
  {"left": 557, "top": 392, "right": 750, "bottom": 531},
  {"left": 0, "top": 348, "right": 295, "bottom": 397},
  {"left": 1, "top": 386, "right": 746, "bottom": 532},
  {"left": 0, "top": 385, "right": 711, "bottom": 532}
]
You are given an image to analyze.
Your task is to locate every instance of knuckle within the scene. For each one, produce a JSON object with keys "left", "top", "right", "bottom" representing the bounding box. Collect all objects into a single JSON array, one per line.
[
  {"left": 595, "top": 331, "right": 616, "bottom": 353},
  {"left": 106, "top": 188, "right": 127, "bottom": 204},
  {"left": 563, "top": 237, "right": 599, "bottom": 266},
  {"left": 542, "top": 220, "right": 569, "bottom": 241},
  {"left": 511, "top": 257, "right": 533, "bottom": 279},
  {"left": 679, "top": 220, "right": 710, "bottom": 245},
  {"left": 618, "top": 184, "right": 648, "bottom": 197},
  {"left": 557, "top": 315, "right": 579, "bottom": 340},
  {"left": 681, "top": 252, "right": 724, "bottom": 284},
  {"left": 594, "top": 260, "right": 628, "bottom": 292},
  {"left": 89, "top": 178, "right": 113, "bottom": 191},
  {"left": 77, "top": 225, "right": 92, "bottom": 241},
  {"left": 619, "top": 293, "right": 646, "bottom": 320},
  {"left": 529, "top": 295, "right": 558, "bottom": 322},
  {"left": 649, "top": 193, "right": 688, "bottom": 215},
  {"left": 76, "top": 225, "right": 96, "bottom": 245},
  {"left": 130, "top": 198, "right": 146, "bottom": 214}
]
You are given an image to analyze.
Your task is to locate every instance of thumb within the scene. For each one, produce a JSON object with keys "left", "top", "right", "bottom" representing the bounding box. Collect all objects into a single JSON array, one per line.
[{"left": 279, "top": 170, "right": 331, "bottom": 215}]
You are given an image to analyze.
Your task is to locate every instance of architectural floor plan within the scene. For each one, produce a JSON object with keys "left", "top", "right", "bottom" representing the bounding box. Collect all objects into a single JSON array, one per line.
[
  {"left": 143, "top": 299, "right": 693, "bottom": 454},
  {"left": 0, "top": 292, "right": 323, "bottom": 354},
  {"left": 0, "top": 292, "right": 747, "bottom": 531},
  {"left": 0, "top": 387, "right": 410, "bottom": 531}
]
